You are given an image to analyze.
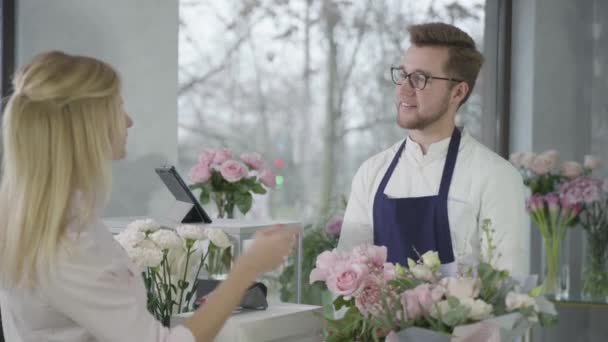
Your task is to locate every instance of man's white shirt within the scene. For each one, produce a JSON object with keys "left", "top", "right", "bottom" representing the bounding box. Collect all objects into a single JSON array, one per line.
[{"left": 337, "top": 130, "right": 530, "bottom": 276}]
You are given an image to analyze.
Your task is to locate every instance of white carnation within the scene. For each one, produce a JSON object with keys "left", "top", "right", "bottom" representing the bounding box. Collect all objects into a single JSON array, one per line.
[
  {"left": 127, "top": 246, "right": 163, "bottom": 269},
  {"left": 176, "top": 224, "right": 207, "bottom": 241},
  {"left": 126, "top": 218, "right": 161, "bottom": 234},
  {"left": 115, "top": 229, "right": 145, "bottom": 249},
  {"left": 205, "top": 228, "right": 232, "bottom": 249},
  {"left": 150, "top": 229, "right": 183, "bottom": 250},
  {"left": 505, "top": 292, "right": 538, "bottom": 312}
]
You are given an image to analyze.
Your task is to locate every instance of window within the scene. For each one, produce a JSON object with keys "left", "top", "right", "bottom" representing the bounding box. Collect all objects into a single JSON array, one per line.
[{"left": 178, "top": 0, "right": 487, "bottom": 220}]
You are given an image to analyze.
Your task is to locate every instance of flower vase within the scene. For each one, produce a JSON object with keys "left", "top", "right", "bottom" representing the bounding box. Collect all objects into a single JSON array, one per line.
[
  {"left": 581, "top": 228, "right": 608, "bottom": 302},
  {"left": 541, "top": 230, "right": 570, "bottom": 300},
  {"left": 213, "top": 192, "right": 236, "bottom": 219}
]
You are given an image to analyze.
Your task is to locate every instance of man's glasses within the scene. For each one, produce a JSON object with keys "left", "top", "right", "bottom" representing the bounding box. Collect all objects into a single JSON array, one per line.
[{"left": 390, "top": 66, "right": 464, "bottom": 90}]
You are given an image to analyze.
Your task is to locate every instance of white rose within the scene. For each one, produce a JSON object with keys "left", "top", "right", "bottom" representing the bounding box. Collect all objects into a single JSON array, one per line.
[
  {"left": 126, "top": 218, "right": 161, "bottom": 234},
  {"left": 128, "top": 246, "right": 163, "bottom": 269},
  {"left": 460, "top": 297, "right": 493, "bottom": 321},
  {"left": 150, "top": 229, "right": 183, "bottom": 250},
  {"left": 439, "top": 277, "right": 481, "bottom": 299},
  {"left": 176, "top": 224, "right": 207, "bottom": 241},
  {"left": 410, "top": 264, "right": 434, "bottom": 282},
  {"left": 205, "top": 228, "right": 232, "bottom": 249},
  {"left": 505, "top": 292, "right": 538, "bottom": 312},
  {"left": 421, "top": 251, "right": 440, "bottom": 269}
]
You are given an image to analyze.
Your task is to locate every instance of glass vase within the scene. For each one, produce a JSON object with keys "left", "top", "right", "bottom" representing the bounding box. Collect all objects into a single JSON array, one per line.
[
  {"left": 581, "top": 228, "right": 608, "bottom": 302},
  {"left": 541, "top": 230, "right": 570, "bottom": 300}
]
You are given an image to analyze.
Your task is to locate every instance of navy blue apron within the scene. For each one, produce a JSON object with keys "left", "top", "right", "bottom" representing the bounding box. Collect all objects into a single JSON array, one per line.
[{"left": 373, "top": 128, "right": 461, "bottom": 265}]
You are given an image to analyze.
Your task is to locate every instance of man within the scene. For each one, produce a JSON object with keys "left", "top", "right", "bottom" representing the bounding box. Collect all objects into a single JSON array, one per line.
[{"left": 337, "top": 22, "right": 528, "bottom": 276}]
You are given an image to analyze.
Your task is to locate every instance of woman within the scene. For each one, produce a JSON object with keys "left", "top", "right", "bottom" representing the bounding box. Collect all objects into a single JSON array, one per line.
[{"left": 0, "top": 51, "right": 296, "bottom": 342}]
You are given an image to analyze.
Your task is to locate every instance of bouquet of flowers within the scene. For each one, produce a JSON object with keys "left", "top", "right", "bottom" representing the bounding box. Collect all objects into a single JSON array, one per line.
[
  {"left": 115, "top": 219, "right": 232, "bottom": 326},
  {"left": 310, "top": 221, "right": 557, "bottom": 341},
  {"left": 559, "top": 176, "right": 608, "bottom": 299},
  {"left": 189, "top": 148, "right": 276, "bottom": 218},
  {"left": 510, "top": 150, "right": 602, "bottom": 295}
]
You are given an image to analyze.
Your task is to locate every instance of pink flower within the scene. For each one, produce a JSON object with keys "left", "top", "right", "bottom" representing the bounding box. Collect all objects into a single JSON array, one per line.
[
  {"left": 401, "top": 284, "right": 444, "bottom": 320},
  {"left": 258, "top": 168, "right": 276, "bottom": 189},
  {"left": 326, "top": 262, "right": 369, "bottom": 299},
  {"left": 530, "top": 154, "right": 555, "bottom": 175},
  {"left": 525, "top": 194, "right": 544, "bottom": 213},
  {"left": 198, "top": 149, "right": 216, "bottom": 165},
  {"left": 352, "top": 245, "right": 388, "bottom": 269},
  {"left": 212, "top": 148, "right": 233, "bottom": 165},
  {"left": 189, "top": 163, "right": 211, "bottom": 183},
  {"left": 218, "top": 160, "right": 248, "bottom": 183},
  {"left": 355, "top": 278, "right": 382, "bottom": 316},
  {"left": 561, "top": 161, "right": 583, "bottom": 179},
  {"left": 520, "top": 152, "right": 537, "bottom": 169},
  {"left": 383, "top": 263, "right": 396, "bottom": 281},
  {"left": 509, "top": 152, "right": 524, "bottom": 167},
  {"left": 544, "top": 193, "right": 560, "bottom": 213},
  {"left": 240, "top": 152, "right": 265, "bottom": 170},
  {"left": 559, "top": 177, "right": 603, "bottom": 206},
  {"left": 324, "top": 215, "right": 343, "bottom": 236},
  {"left": 584, "top": 155, "right": 602, "bottom": 170},
  {"left": 540, "top": 150, "right": 560, "bottom": 169},
  {"left": 439, "top": 277, "right": 481, "bottom": 299},
  {"left": 309, "top": 250, "right": 341, "bottom": 283}
]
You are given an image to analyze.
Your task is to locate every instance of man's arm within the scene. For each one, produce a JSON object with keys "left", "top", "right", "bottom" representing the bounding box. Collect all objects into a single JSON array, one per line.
[
  {"left": 478, "top": 161, "right": 529, "bottom": 276},
  {"left": 338, "top": 163, "right": 374, "bottom": 252}
]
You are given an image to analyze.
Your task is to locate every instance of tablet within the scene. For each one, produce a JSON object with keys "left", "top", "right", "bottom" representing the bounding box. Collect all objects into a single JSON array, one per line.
[{"left": 155, "top": 165, "right": 213, "bottom": 224}]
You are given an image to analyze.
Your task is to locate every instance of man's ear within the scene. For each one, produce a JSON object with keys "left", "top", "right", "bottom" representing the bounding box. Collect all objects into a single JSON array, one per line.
[{"left": 452, "top": 82, "right": 469, "bottom": 104}]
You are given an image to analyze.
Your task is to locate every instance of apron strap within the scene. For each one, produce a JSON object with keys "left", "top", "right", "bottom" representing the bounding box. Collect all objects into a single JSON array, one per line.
[{"left": 438, "top": 128, "right": 461, "bottom": 200}]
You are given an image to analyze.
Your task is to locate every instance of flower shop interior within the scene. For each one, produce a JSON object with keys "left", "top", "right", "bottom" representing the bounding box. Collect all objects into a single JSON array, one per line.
[{"left": 1, "top": 0, "right": 607, "bottom": 341}]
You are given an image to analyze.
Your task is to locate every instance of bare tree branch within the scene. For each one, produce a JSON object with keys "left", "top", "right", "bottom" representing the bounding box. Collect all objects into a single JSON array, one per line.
[{"left": 339, "top": 116, "right": 394, "bottom": 138}]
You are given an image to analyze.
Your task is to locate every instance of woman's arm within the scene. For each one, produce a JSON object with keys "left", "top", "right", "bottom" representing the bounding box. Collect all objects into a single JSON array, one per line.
[{"left": 183, "top": 226, "right": 296, "bottom": 342}]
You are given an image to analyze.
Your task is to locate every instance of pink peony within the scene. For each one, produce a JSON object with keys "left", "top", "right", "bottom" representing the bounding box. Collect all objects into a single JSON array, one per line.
[
  {"left": 326, "top": 262, "right": 369, "bottom": 299},
  {"left": 561, "top": 161, "right": 583, "bottom": 179},
  {"left": 240, "top": 152, "right": 265, "bottom": 170},
  {"left": 258, "top": 168, "right": 276, "bottom": 189},
  {"left": 324, "top": 215, "right": 343, "bottom": 236},
  {"left": 189, "top": 163, "right": 211, "bottom": 183},
  {"left": 198, "top": 149, "right": 216, "bottom": 165},
  {"left": 309, "top": 250, "right": 341, "bottom": 283},
  {"left": 584, "top": 155, "right": 602, "bottom": 170},
  {"left": 212, "top": 148, "right": 233, "bottom": 165},
  {"left": 218, "top": 160, "right": 248, "bottom": 183}
]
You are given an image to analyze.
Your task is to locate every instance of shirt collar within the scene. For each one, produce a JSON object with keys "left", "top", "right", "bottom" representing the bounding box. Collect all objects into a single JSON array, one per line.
[{"left": 404, "top": 128, "right": 469, "bottom": 165}]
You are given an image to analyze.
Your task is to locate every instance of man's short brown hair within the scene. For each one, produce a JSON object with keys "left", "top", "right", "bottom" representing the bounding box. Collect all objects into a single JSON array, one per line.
[{"left": 407, "top": 22, "right": 484, "bottom": 105}]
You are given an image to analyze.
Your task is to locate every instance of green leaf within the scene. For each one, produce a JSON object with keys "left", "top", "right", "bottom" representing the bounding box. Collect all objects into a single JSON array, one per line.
[
  {"left": 447, "top": 296, "right": 460, "bottom": 308},
  {"left": 529, "top": 284, "right": 544, "bottom": 297},
  {"left": 251, "top": 182, "right": 267, "bottom": 194},
  {"left": 539, "top": 312, "right": 558, "bottom": 327},
  {"left": 235, "top": 192, "right": 252, "bottom": 214},
  {"left": 333, "top": 296, "right": 354, "bottom": 311}
]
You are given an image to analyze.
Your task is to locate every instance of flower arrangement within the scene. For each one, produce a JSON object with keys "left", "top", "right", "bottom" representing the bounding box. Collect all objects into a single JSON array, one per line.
[
  {"left": 115, "top": 219, "right": 233, "bottom": 326},
  {"left": 189, "top": 148, "right": 276, "bottom": 218},
  {"left": 310, "top": 221, "right": 557, "bottom": 341},
  {"left": 510, "top": 150, "right": 602, "bottom": 296}
]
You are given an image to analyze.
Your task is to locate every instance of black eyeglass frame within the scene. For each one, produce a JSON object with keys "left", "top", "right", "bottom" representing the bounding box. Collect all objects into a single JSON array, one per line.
[{"left": 390, "top": 66, "right": 464, "bottom": 90}]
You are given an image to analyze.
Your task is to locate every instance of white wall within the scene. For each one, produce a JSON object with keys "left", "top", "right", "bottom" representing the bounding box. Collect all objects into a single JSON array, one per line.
[{"left": 16, "top": 0, "right": 179, "bottom": 217}]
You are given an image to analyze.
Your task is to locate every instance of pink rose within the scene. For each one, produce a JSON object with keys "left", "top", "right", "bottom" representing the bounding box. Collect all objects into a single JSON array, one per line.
[
  {"left": 258, "top": 168, "right": 276, "bottom": 189},
  {"left": 539, "top": 150, "right": 560, "bottom": 169},
  {"left": 352, "top": 245, "right": 388, "bottom": 268},
  {"left": 530, "top": 155, "right": 553, "bottom": 175},
  {"left": 383, "top": 263, "right": 396, "bottom": 281},
  {"left": 561, "top": 161, "right": 583, "bottom": 179},
  {"left": 212, "top": 148, "right": 233, "bottom": 165},
  {"left": 520, "top": 152, "right": 537, "bottom": 169},
  {"left": 401, "top": 284, "right": 444, "bottom": 320},
  {"left": 326, "top": 262, "right": 369, "bottom": 298},
  {"left": 584, "top": 155, "right": 602, "bottom": 170},
  {"left": 240, "top": 152, "right": 265, "bottom": 170},
  {"left": 309, "top": 250, "right": 341, "bottom": 283},
  {"left": 198, "top": 149, "right": 216, "bottom": 165},
  {"left": 509, "top": 152, "right": 524, "bottom": 167},
  {"left": 189, "top": 163, "right": 211, "bottom": 183},
  {"left": 218, "top": 160, "right": 248, "bottom": 183},
  {"left": 324, "top": 215, "right": 343, "bottom": 236}
]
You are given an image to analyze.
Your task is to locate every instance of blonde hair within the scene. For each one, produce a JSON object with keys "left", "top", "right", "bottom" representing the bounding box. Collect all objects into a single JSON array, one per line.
[{"left": 0, "top": 51, "right": 126, "bottom": 287}]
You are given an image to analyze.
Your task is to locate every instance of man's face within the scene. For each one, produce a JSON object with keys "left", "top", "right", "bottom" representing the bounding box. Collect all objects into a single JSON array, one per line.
[{"left": 394, "top": 45, "right": 457, "bottom": 130}]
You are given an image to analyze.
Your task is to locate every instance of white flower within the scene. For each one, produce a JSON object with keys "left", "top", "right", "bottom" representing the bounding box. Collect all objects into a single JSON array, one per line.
[
  {"left": 460, "top": 297, "right": 493, "bottom": 321},
  {"left": 410, "top": 264, "right": 434, "bottom": 282},
  {"left": 439, "top": 277, "right": 481, "bottom": 299},
  {"left": 205, "top": 228, "right": 232, "bottom": 249},
  {"left": 421, "top": 251, "right": 440, "bottom": 269},
  {"left": 115, "top": 229, "right": 145, "bottom": 249},
  {"left": 150, "top": 229, "right": 183, "bottom": 250},
  {"left": 505, "top": 292, "right": 538, "bottom": 312},
  {"left": 430, "top": 300, "right": 451, "bottom": 319},
  {"left": 127, "top": 246, "right": 163, "bottom": 269},
  {"left": 126, "top": 218, "right": 161, "bottom": 234},
  {"left": 176, "top": 224, "right": 207, "bottom": 241}
]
